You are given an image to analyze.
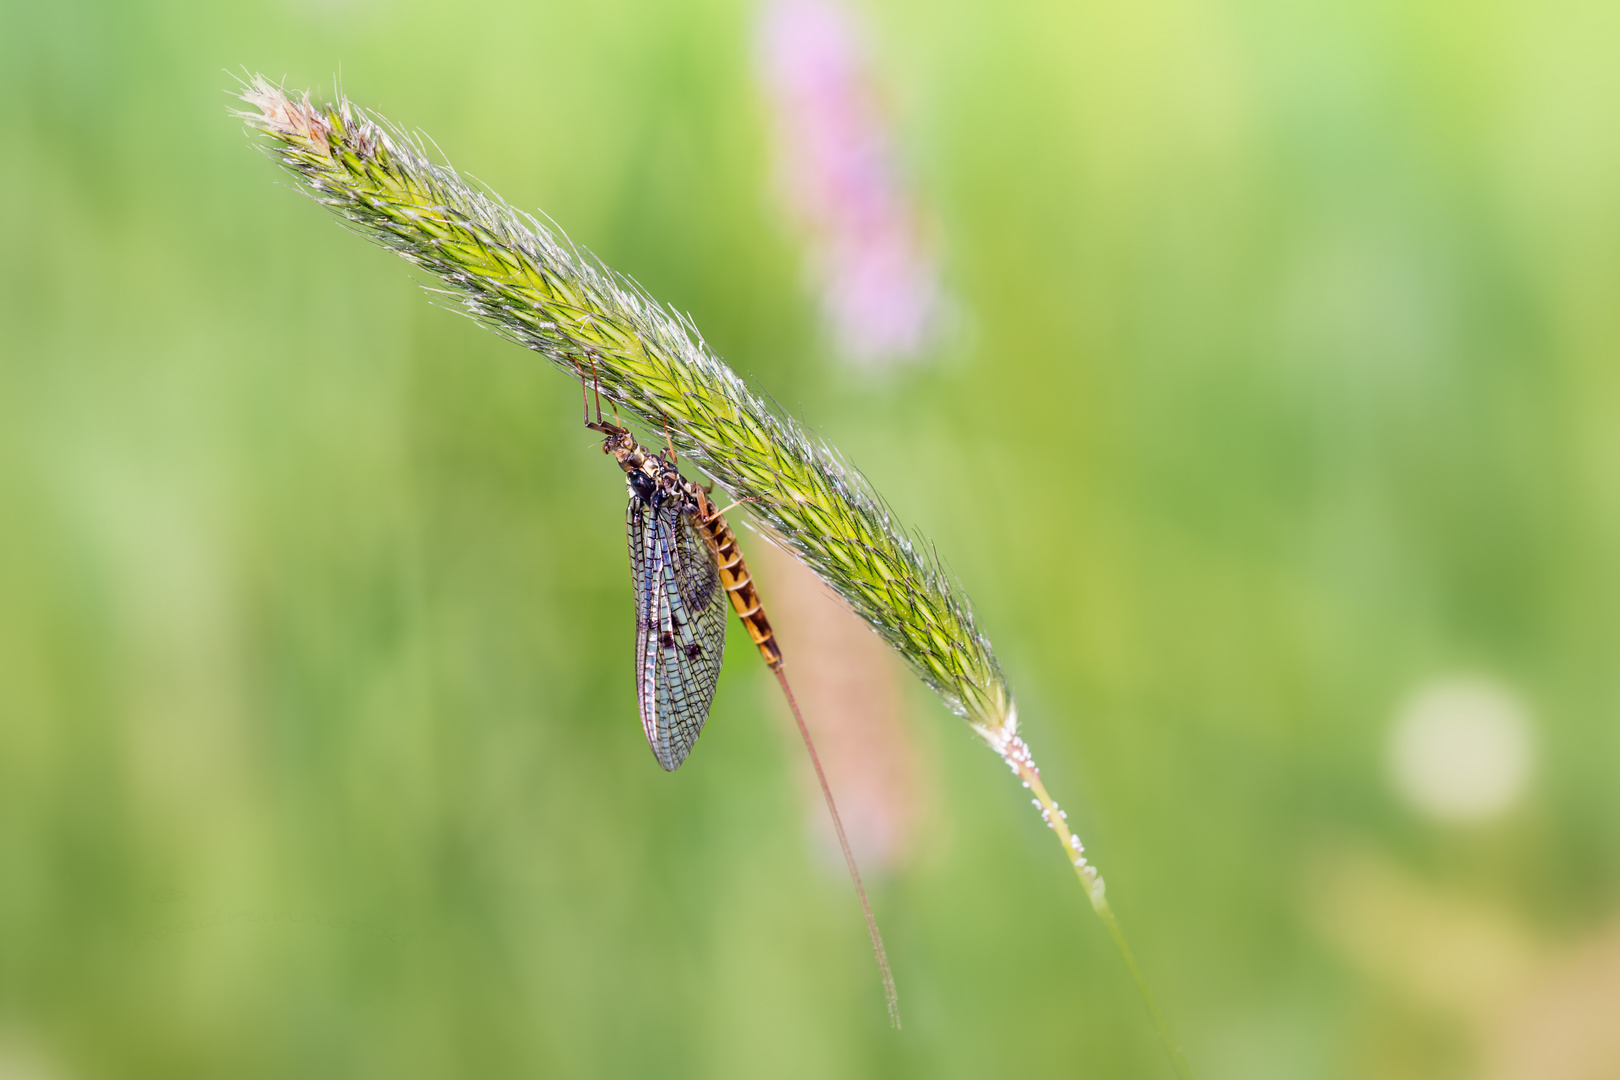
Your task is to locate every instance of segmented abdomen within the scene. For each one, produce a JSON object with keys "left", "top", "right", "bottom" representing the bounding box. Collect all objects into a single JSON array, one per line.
[{"left": 690, "top": 488, "right": 784, "bottom": 670}]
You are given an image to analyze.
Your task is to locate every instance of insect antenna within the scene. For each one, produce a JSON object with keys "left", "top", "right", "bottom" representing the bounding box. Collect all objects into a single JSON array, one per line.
[{"left": 772, "top": 665, "right": 901, "bottom": 1029}]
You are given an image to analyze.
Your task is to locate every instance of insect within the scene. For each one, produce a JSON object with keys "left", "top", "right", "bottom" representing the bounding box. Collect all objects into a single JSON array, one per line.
[{"left": 583, "top": 380, "right": 900, "bottom": 1027}]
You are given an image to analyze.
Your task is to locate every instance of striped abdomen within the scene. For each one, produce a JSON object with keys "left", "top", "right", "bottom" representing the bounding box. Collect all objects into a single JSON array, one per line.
[{"left": 690, "top": 486, "right": 783, "bottom": 670}]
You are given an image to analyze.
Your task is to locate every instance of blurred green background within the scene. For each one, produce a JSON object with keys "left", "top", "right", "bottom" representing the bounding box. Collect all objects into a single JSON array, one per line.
[{"left": 4, "top": 0, "right": 1620, "bottom": 1076}]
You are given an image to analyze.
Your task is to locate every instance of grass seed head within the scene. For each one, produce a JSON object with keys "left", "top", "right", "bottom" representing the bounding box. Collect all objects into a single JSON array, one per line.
[{"left": 235, "top": 75, "right": 1014, "bottom": 739}]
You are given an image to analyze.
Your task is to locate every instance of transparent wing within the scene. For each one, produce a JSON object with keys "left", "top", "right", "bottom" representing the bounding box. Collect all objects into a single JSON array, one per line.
[{"left": 628, "top": 493, "right": 729, "bottom": 770}]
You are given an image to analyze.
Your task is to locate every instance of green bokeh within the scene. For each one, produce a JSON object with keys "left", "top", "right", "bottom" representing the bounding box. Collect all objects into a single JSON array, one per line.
[{"left": 3, "top": 0, "right": 1619, "bottom": 1076}]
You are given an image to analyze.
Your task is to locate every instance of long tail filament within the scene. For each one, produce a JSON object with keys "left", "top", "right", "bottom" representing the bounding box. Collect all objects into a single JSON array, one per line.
[{"left": 772, "top": 665, "right": 900, "bottom": 1029}]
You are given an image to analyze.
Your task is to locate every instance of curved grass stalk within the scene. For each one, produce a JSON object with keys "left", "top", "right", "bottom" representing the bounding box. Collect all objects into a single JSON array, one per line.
[
  {"left": 989, "top": 727, "right": 1193, "bottom": 1079},
  {"left": 233, "top": 75, "right": 1191, "bottom": 1073}
]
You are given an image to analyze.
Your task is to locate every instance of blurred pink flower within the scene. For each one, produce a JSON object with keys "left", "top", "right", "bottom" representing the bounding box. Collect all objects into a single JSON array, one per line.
[{"left": 755, "top": 0, "right": 947, "bottom": 368}]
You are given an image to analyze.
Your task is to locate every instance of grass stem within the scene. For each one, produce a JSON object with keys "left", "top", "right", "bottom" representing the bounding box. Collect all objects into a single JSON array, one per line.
[{"left": 996, "top": 731, "right": 1193, "bottom": 1079}]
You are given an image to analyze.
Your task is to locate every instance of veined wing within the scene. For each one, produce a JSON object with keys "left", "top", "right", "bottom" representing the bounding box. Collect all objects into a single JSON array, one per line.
[{"left": 628, "top": 491, "right": 729, "bottom": 770}]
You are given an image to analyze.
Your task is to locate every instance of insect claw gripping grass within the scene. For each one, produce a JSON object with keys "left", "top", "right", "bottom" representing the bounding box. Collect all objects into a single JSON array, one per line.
[{"left": 235, "top": 76, "right": 1191, "bottom": 1073}]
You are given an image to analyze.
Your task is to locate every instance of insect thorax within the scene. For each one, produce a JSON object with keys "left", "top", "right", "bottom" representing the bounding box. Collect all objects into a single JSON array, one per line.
[{"left": 600, "top": 429, "right": 693, "bottom": 511}]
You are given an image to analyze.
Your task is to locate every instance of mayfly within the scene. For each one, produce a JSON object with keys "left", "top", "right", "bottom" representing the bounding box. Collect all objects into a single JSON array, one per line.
[{"left": 583, "top": 381, "right": 900, "bottom": 1028}]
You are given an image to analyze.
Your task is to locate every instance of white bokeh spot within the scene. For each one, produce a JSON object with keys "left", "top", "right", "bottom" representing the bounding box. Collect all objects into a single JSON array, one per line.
[{"left": 1389, "top": 675, "right": 1534, "bottom": 823}]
